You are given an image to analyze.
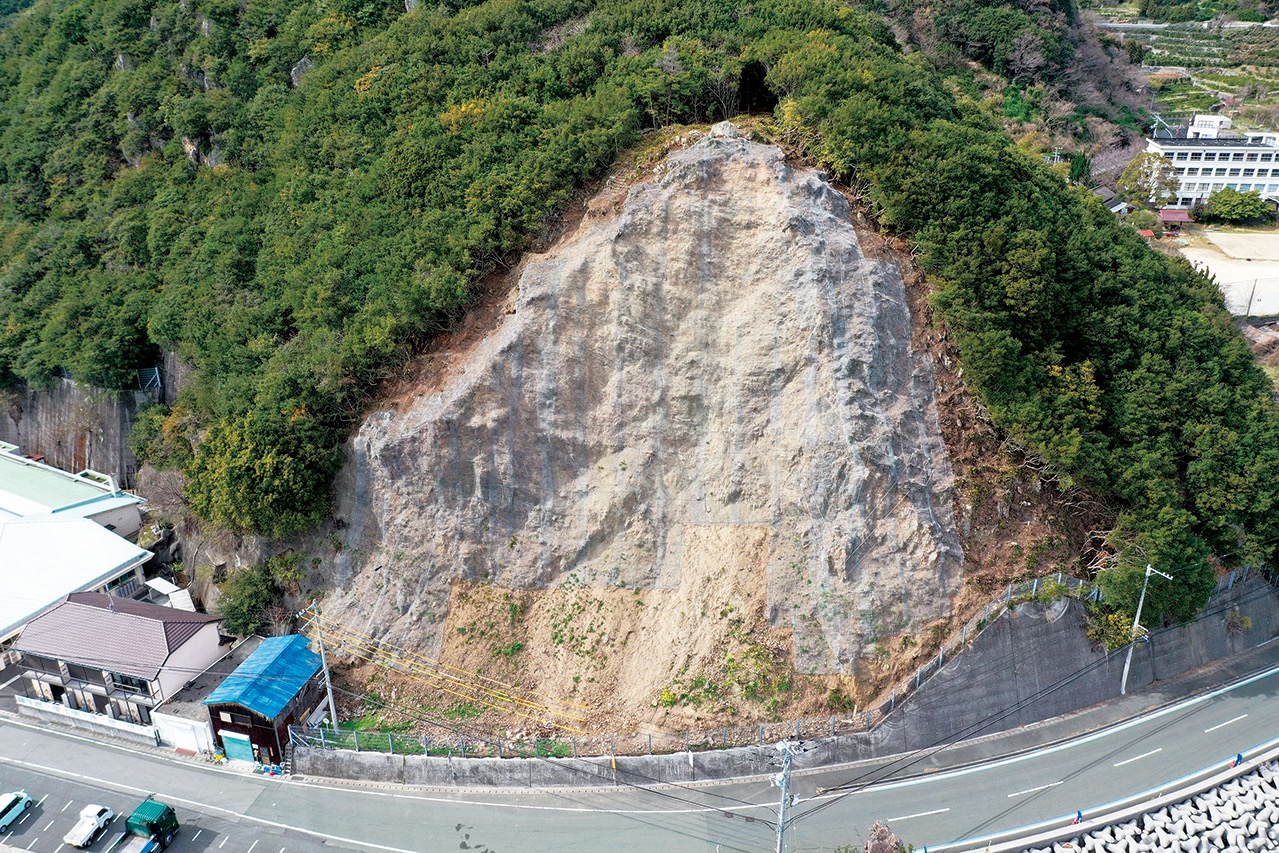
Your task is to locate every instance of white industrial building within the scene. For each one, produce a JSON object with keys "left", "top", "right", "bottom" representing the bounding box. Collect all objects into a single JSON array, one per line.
[
  {"left": 1146, "top": 116, "right": 1279, "bottom": 209},
  {"left": 0, "top": 443, "right": 151, "bottom": 645}
]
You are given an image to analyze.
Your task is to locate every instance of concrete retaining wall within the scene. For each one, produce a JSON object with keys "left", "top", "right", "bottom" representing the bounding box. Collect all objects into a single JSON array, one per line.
[
  {"left": 16, "top": 695, "right": 160, "bottom": 747},
  {"left": 293, "top": 576, "right": 1279, "bottom": 787},
  {"left": 0, "top": 379, "right": 155, "bottom": 487}
]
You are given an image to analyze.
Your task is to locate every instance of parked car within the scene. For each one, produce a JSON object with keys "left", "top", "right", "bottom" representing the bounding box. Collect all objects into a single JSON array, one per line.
[
  {"left": 0, "top": 791, "right": 31, "bottom": 832},
  {"left": 64, "top": 804, "right": 114, "bottom": 848}
]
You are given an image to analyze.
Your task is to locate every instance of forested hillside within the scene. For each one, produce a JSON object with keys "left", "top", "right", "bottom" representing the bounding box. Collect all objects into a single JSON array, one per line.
[{"left": 1, "top": 0, "right": 1277, "bottom": 622}]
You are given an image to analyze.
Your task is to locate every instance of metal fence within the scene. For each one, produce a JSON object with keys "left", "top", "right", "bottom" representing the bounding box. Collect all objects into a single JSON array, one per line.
[
  {"left": 288, "top": 568, "right": 1258, "bottom": 762},
  {"left": 289, "top": 712, "right": 881, "bottom": 759}
]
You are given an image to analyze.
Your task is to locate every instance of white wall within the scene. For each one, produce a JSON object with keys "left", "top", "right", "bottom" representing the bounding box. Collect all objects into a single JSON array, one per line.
[
  {"left": 152, "top": 711, "right": 215, "bottom": 753},
  {"left": 154, "top": 623, "right": 223, "bottom": 701},
  {"left": 86, "top": 505, "right": 142, "bottom": 537}
]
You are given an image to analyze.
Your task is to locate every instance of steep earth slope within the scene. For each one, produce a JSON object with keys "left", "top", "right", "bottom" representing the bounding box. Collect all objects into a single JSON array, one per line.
[{"left": 324, "top": 124, "right": 964, "bottom": 727}]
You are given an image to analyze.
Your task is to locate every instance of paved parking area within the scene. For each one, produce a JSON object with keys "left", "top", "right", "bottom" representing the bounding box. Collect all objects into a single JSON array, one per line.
[{"left": 0, "top": 764, "right": 349, "bottom": 853}]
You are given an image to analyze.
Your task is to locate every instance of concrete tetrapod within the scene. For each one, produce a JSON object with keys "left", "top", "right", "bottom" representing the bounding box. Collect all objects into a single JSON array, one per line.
[{"left": 1022, "top": 759, "right": 1279, "bottom": 853}]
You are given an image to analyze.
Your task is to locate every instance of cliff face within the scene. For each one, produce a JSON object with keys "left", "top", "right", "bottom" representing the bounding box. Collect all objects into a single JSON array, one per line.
[{"left": 325, "top": 125, "right": 962, "bottom": 719}]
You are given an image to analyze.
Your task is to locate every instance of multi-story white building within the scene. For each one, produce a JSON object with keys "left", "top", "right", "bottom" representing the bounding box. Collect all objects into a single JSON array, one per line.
[{"left": 1147, "top": 120, "right": 1279, "bottom": 209}]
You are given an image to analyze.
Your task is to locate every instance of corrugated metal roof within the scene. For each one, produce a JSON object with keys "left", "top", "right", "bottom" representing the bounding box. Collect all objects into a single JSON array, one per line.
[
  {"left": 14, "top": 593, "right": 218, "bottom": 680},
  {"left": 203, "top": 635, "right": 321, "bottom": 720}
]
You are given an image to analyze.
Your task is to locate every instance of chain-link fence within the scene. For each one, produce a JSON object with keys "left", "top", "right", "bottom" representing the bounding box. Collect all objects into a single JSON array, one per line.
[
  {"left": 289, "top": 711, "right": 884, "bottom": 759},
  {"left": 288, "top": 568, "right": 1257, "bottom": 761}
]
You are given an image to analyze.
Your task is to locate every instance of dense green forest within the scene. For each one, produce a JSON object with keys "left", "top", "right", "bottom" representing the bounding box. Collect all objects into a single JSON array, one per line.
[{"left": 1, "top": 0, "right": 1277, "bottom": 622}]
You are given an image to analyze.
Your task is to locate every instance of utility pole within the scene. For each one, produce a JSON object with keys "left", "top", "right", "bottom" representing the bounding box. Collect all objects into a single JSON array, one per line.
[
  {"left": 309, "top": 601, "right": 340, "bottom": 726},
  {"left": 773, "top": 740, "right": 797, "bottom": 853},
  {"left": 1120, "top": 564, "right": 1173, "bottom": 695}
]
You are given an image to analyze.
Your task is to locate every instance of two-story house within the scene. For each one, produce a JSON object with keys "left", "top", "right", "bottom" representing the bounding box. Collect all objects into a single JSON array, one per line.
[{"left": 15, "top": 593, "right": 222, "bottom": 727}]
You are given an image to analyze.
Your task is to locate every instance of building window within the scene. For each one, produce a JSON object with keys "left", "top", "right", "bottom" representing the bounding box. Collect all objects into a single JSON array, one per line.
[
  {"left": 1241, "top": 184, "right": 1252, "bottom": 191},
  {"left": 1270, "top": 184, "right": 1279, "bottom": 193},
  {"left": 1229, "top": 168, "right": 1241, "bottom": 177},
  {"left": 1187, "top": 168, "right": 1199, "bottom": 177},
  {"left": 1247, "top": 153, "right": 1260, "bottom": 161},
  {"left": 1263, "top": 154, "right": 1275, "bottom": 162},
  {"left": 1214, "top": 183, "right": 1225, "bottom": 190},
  {"left": 1216, "top": 168, "right": 1228, "bottom": 176},
  {"left": 108, "top": 672, "right": 150, "bottom": 696},
  {"left": 1190, "top": 152, "right": 1203, "bottom": 161},
  {"left": 1175, "top": 152, "right": 1189, "bottom": 161},
  {"left": 1233, "top": 153, "right": 1245, "bottom": 161}
]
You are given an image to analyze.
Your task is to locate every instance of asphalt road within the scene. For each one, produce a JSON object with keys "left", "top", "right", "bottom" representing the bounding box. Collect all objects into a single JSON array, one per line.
[{"left": 1, "top": 663, "right": 1278, "bottom": 853}]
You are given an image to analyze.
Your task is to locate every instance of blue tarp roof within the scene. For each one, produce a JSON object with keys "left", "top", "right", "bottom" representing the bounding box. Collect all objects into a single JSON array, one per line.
[{"left": 204, "top": 635, "right": 322, "bottom": 720}]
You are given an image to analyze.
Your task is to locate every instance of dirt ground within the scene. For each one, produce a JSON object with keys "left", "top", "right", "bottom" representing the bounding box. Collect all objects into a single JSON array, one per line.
[
  {"left": 339, "top": 127, "right": 1111, "bottom": 738},
  {"left": 1179, "top": 229, "right": 1279, "bottom": 315}
]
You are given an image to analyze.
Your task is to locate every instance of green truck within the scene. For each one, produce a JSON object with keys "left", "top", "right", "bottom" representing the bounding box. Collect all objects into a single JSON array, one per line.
[{"left": 106, "top": 800, "right": 179, "bottom": 853}]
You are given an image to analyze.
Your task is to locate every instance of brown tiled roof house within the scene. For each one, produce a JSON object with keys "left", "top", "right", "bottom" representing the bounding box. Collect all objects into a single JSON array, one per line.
[{"left": 15, "top": 593, "right": 224, "bottom": 729}]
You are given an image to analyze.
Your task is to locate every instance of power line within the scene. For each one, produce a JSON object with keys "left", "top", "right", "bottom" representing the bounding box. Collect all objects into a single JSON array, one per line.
[{"left": 786, "top": 580, "right": 1277, "bottom": 830}]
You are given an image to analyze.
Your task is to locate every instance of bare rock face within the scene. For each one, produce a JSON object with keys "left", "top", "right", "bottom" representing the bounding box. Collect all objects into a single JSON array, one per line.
[
  {"left": 864, "top": 820, "right": 903, "bottom": 853},
  {"left": 328, "top": 130, "right": 962, "bottom": 677}
]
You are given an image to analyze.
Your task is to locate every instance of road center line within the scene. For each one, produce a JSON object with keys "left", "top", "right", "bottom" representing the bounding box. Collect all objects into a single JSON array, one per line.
[
  {"left": 1205, "top": 714, "right": 1249, "bottom": 733},
  {"left": 193, "top": 829, "right": 202, "bottom": 841},
  {"left": 887, "top": 807, "right": 950, "bottom": 822},
  {"left": 248, "top": 840, "right": 259, "bottom": 853},
  {"left": 1007, "top": 781, "right": 1063, "bottom": 798},
  {"left": 36, "top": 796, "right": 47, "bottom": 807},
  {"left": 42, "top": 820, "right": 54, "bottom": 830},
  {"left": 60, "top": 801, "right": 72, "bottom": 813},
  {"left": 1114, "top": 747, "right": 1163, "bottom": 768}
]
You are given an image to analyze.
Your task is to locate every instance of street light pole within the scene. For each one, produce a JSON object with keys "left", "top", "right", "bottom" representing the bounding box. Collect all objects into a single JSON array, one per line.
[{"left": 1120, "top": 564, "right": 1173, "bottom": 696}]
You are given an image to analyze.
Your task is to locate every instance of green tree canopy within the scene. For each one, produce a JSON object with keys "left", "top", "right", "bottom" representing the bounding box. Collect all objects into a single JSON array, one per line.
[
  {"left": 1118, "top": 152, "right": 1179, "bottom": 208},
  {"left": 1196, "top": 187, "right": 1273, "bottom": 224}
]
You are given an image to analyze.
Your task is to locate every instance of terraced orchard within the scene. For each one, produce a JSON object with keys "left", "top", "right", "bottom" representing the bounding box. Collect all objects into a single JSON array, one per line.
[{"left": 1102, "top": 21, "right": 1279, "bottom": 119}]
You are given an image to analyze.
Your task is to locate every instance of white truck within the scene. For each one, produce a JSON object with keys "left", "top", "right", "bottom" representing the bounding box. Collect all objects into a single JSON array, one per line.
[{"left": 63, "top": 804, "right": 114, "bottom": 848}]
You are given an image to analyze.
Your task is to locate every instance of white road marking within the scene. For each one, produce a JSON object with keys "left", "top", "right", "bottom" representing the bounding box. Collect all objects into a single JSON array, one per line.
[
  {"left": 278, "top": 848, "right": 286, "bottom": 853},
  {"left": 193, "top": 829, "right": 203, "bottom": 841},
  {"left": 18, "top": 812, "right": 29, "bottom": 823},
  {"left": 25, "top": 838, "right": 37, "bottom": 850},
  {"left": 43, "top": 820, "right": 54, "bottom": 830},
  {"left": 219, "top": 836, "right": 228, "bottom": 848},
  {"left": 1205, "top": 714, "right": 1249, "bottom": 733},
  {"left": 887, "top": 807, "right": 950, "bottom": 821},
  {"left": 36, "top": 795, "right": 47, "bottom": 807},
  {"left": 0, "top": 753, "right": 423, "bottom": 853},
  {"left": 1007, "top": 781, "right": 1062, "bottom": 798},
  {"left": 61, "top": 800, "right": 72, "bottom": 813},
  {"left": 0, "top": 674, "right": 21, "bottom": 689},
  {"left": 1114, "top": 747, "right": 1163, "bottom": 767},
  {"left": 248, "top": 840, "right": 259, "bottom": 853}
]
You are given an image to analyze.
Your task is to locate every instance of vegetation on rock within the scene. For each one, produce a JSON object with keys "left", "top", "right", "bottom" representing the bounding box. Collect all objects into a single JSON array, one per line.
[{"left": 1, "top": 0, "right": 1277, "bottom": 624}]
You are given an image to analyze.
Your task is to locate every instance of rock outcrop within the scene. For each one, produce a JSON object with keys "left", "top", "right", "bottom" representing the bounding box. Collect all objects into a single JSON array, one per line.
[{"left": 325, "top": 126, "right": 962, "bottom": 706}]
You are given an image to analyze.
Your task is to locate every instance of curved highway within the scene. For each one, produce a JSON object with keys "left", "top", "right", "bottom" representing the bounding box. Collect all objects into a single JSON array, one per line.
[{"left": 1, "top": 663, "right": 1278, "bottom": 852}]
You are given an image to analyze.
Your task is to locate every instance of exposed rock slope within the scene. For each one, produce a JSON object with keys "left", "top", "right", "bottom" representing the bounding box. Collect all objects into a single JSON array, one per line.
[{"left": 326, "top": 125, "right": 963, "bottom": 721}]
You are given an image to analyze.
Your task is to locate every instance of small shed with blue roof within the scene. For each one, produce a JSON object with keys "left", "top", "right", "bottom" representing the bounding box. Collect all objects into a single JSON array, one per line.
[{"left": 204, "top": 634, "right": 324, "bottom": 764}]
